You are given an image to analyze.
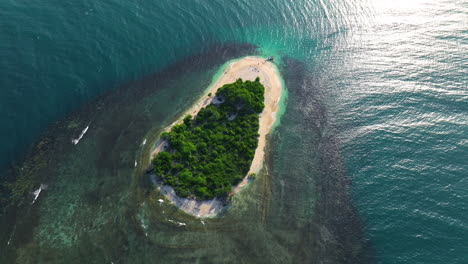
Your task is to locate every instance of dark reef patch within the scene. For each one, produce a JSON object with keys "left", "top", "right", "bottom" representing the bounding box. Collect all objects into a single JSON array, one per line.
[
  {"left": 0, "top": 42, "right": 258, "bottom": 262},
  {"left": 265, "top": 56, "right": 372, "bottom": 263}
]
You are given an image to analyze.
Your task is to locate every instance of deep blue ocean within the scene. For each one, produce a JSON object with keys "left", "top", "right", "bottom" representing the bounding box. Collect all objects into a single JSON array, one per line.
[{"left": 1, "top": 0, "right": 467, "bottom": 263}]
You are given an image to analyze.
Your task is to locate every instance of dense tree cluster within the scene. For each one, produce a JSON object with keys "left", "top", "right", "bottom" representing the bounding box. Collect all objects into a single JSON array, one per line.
[{"left": 152, "top": 78, "right": 264, "bottom": 199}]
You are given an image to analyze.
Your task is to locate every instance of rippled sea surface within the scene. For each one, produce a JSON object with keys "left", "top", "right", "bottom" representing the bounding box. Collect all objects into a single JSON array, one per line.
[{"left": 1, "top": 0, "right": 467, "bottom": 263}]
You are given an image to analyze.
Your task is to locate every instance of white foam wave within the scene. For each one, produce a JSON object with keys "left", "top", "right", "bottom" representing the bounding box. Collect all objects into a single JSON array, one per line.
[
  {"left": 168, "top": 219, "right": 186, "bottom": 226},
  {"left": 32, "top": 184, "right": 48, "bottom": 204},
  {"left": 72, "top": 124, "right": 90, "bottom": 145},
  {"left": 6, "top": 224, "right": 16, "bottom": 246}
]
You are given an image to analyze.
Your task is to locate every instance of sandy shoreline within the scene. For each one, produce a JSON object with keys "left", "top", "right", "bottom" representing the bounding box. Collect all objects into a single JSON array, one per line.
[{"left": 149, "top": 56, "right": 283, "bottom": 217}]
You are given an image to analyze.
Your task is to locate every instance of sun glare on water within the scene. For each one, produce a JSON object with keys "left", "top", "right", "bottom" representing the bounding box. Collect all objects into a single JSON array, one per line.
[{"left": 369, "top": 0, "right": 435, "bottom": 24}]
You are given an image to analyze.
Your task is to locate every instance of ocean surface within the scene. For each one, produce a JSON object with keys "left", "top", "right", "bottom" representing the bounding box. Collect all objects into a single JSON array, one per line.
[{"left": 1, "top": 0, "right": 467, "bottom": 263}]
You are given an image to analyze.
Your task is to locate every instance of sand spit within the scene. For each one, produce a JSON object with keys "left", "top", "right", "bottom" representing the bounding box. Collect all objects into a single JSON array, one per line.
[{"left": 149, "top": 56, "right": 283, "bottom": 218}]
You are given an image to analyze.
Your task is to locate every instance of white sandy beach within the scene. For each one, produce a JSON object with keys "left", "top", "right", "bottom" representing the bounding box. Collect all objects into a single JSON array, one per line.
[{"left": 150, "top": 56, "right": 283, "bottom": 217}]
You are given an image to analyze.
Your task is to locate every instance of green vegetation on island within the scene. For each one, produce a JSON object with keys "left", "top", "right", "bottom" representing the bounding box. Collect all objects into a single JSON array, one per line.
[{"left": 152, "top": 78, "right": 264, "bottom": 199}]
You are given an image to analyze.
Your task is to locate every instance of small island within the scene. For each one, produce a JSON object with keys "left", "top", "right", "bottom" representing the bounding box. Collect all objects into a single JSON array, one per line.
[
  {"left": 153, "top": 78, "right": 264, "bottom": 199},
  {"left": 149, "top": 56, "right": 282, "bottom": 217}
]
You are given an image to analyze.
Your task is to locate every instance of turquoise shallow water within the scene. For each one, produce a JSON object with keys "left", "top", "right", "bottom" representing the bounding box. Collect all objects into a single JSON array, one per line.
[{"left": 1, "top": 0, "right": 467, "bottom": 263}]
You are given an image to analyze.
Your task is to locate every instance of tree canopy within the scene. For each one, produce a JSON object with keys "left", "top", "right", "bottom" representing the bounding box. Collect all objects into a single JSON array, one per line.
[{"left": 151, "top": 78, "right": 264, "bottom": 199}]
